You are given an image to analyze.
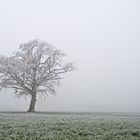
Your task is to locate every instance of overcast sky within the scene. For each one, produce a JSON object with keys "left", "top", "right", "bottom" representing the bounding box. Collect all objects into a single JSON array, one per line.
[{"left": 0, "top": 0, "right": 140, "bottom": 112}]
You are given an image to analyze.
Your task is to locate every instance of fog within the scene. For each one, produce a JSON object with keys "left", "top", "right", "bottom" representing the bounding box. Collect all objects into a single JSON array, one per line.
[{"left": 0, "top": 0, "right": 140, "bottom": 112}]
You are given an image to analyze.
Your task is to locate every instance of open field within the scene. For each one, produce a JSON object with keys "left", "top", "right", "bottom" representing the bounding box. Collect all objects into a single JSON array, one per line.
[{"left": 0, "top": 112, "right": 140, "bottom": 140}]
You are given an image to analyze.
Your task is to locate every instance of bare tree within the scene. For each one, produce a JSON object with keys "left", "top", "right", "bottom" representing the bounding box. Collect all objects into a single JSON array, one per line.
[{"left": 0, "top": 40, "right": 75, "bottom": 112}]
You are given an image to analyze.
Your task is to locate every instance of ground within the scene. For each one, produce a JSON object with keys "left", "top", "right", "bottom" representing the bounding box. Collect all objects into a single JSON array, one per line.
[{"left": 0, "top": 112, "right": 140, "bottom": 140}]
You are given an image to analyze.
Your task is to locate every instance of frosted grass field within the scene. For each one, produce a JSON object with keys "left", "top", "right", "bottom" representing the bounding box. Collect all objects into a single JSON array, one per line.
[{"left": 0, "top": 112, "right": 140, "bottom": 140}]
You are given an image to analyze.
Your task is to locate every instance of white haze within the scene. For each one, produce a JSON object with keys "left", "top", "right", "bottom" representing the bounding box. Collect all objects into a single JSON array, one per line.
[{"left": 0, "top": 0, "right": 140, "bottom": 112}]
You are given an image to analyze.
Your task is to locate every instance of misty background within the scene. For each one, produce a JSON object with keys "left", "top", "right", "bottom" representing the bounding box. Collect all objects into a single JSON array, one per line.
[{"left": 0, "top": 0, "right": 140, "bottom": 112}]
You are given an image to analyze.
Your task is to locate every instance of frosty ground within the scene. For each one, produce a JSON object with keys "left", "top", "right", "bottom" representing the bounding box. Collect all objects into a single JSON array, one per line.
[{"left": 0, "top": 112, "right": 140, "bottom": 140}]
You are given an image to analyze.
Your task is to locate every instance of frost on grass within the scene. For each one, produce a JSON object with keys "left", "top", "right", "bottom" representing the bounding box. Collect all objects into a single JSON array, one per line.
[{"left": 0, "top": 112, "right": 140, "bottom": 140}]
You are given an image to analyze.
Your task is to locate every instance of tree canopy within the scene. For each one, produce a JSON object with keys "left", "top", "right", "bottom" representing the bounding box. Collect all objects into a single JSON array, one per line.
[{"left": 0, "top": 39, "right": 75, "bottom": 112}]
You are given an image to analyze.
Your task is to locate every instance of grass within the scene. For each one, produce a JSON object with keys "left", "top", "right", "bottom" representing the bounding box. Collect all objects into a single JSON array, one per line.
[{"left": 0, "top": 112, "right": 140, "bottom": 140}]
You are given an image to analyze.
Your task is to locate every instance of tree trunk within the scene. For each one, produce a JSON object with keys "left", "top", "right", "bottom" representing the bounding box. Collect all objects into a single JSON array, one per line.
[{"left": 28, "top": 94, "right": 36, "bottom": 112}]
